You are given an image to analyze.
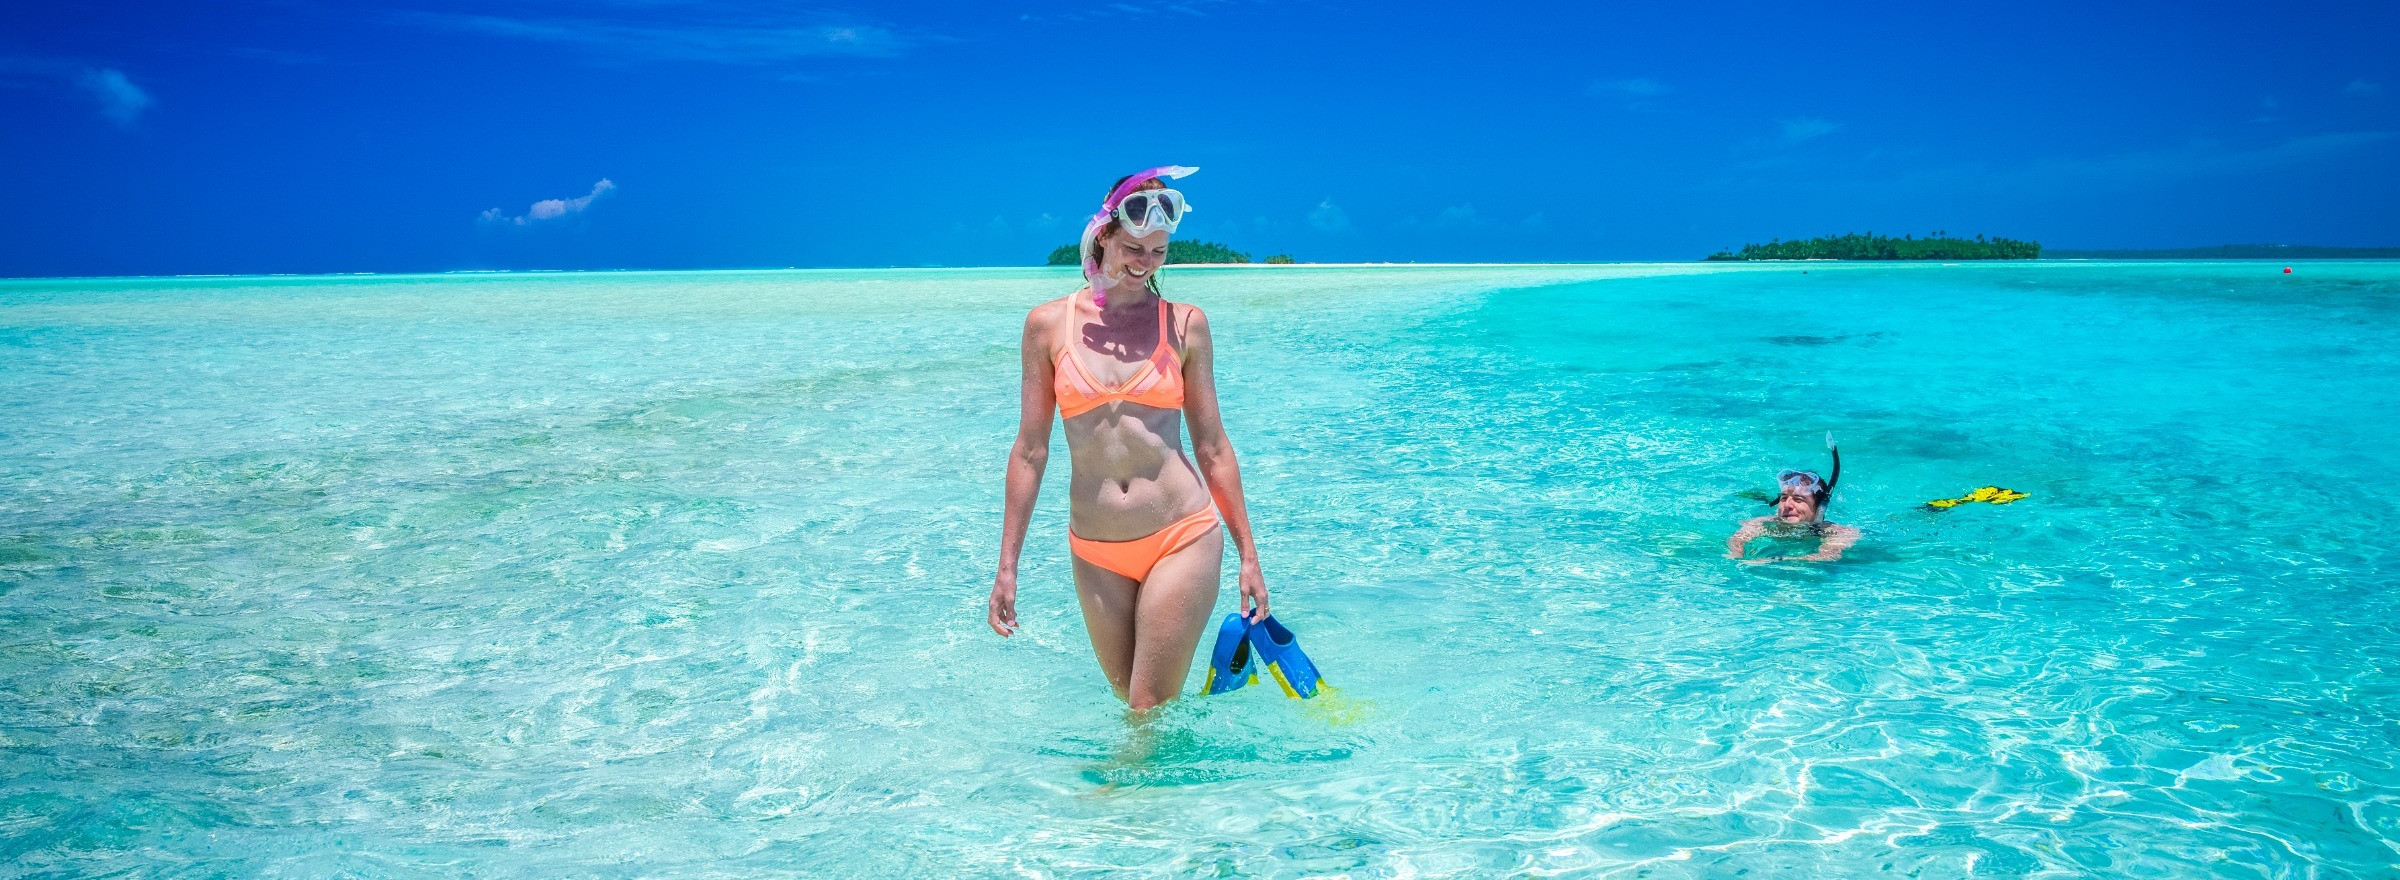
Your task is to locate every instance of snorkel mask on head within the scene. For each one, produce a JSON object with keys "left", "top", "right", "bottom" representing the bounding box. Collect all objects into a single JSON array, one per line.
[
  {"left": 1769, "top": 433, "right": 1843, "bottom": 510},
  {"left": 1115, "top": 189, "right": 1190, "bottom": 238},
  {"left": 1078, "top": 165, "right": 1197, "bottom": 308}
]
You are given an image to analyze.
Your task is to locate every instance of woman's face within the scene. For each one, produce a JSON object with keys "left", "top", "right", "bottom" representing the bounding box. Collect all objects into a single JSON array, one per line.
[{"left": 1099, "top": 227, "right": 1169, "bottom": 287}]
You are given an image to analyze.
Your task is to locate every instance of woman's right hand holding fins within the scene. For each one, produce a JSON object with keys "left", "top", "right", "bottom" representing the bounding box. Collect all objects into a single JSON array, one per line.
[{"left": 1237, "top": 556, "right": 1270, "bottom": 624}]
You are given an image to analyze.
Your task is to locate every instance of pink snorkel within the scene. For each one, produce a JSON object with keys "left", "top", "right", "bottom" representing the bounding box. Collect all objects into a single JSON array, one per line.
[{"left": 1080, "top": 165, "right": 1197, "bottom": 308}]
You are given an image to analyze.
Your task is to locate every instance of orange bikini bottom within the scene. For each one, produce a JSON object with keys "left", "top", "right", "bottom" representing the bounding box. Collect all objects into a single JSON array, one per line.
[{"left": 1069, "top": 505, "right": 1221, "bottom": 582}]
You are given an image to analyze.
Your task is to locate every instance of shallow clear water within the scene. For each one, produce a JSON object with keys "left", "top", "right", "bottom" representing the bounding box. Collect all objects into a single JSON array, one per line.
[{"left": 3, "top": 263, "right": 2398, "bottom": 878}]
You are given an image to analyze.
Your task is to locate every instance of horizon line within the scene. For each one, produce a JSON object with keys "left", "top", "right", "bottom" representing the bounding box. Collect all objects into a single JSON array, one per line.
[{"left": 11, "top": 256, "right": 2400, "bottom": 284}]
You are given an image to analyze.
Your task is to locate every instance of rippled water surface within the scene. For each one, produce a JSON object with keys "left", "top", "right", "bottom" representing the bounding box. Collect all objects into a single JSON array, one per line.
[{"left": 4, "top": 263, "right": 2399, "bottom": 878}]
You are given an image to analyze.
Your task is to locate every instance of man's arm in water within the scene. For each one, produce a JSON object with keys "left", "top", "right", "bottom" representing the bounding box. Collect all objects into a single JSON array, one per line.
[
  {"left": 1803, "top": 523, "right": 1860, "bottom": 561},
  {"left": 1791, "top": 524, "right": 1860, "bottom": 563},
  {"left": 1740, "top": 523, "right": 1859, "bottom": 564},
  {"left": 1725, "top": 516, "right": 1770, "bottom": 559}
]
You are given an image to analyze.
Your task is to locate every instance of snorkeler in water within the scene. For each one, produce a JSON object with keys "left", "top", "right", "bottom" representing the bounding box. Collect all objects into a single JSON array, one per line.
[{"left": 1726, "top": 437, "right": 1860, "bottom": 564}]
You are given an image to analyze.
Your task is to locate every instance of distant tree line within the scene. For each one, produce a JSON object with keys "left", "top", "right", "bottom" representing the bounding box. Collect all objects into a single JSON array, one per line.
[
  {"left": 1706, "top": 232, "right": 2039, "bottom": 261},
  {"left": 1046, "top": 240, "right": 1267, "bottom": 265}
]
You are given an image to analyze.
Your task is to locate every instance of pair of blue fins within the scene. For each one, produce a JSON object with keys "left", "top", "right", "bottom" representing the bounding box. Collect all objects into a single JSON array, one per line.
[{"left": 1201, "top": 612, "right": 1328, "bottom": 699}]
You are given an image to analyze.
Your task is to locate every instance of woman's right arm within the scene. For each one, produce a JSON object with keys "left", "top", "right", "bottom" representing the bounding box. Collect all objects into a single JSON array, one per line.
[{"left": 991, "top": 303, "right": 1059, "bottom": 637}]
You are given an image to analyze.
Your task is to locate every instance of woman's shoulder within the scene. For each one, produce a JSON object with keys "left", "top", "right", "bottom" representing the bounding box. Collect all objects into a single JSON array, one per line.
[
  {"left": 1031, "top": 291, "right": 1081, "bottom": 316},
  {"left": 1023, "top": 293, "right": 1078, "bottom": 336},
  {"left": 1168, "top": 300, "right": 1209, "bottom": 334}
]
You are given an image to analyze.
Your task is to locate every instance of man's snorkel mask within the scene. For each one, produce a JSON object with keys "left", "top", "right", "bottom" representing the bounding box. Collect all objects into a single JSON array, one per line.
[
  {"left": 1770, "top": 433, "right": 1842, "bottom": 511},
  {"left": 1079, "top": 165, "right": 1196, "bottom": 308}
]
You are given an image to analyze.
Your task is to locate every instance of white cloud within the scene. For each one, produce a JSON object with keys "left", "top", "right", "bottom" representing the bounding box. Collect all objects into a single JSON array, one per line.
[
  {"left": 482, "top": 179, "right": 617, "bottom": 227},
  {"left": 0, "top": 57, "right": 151, "bottom": 128},
  {"left": 1780, "top": 117, "right": 1841, "bottom": 143},
  {"left": 2348, "top": 79, "right": 2383, "bottom": 98},
  {"left": 1308, "top": 199, "right": 1351, "bottom": 233},
  {"left": 399, "top": 11, "right": 910, "bottom": 64},
  {"left": 80, "top": 68, "right": 151, "bottom": 127}
]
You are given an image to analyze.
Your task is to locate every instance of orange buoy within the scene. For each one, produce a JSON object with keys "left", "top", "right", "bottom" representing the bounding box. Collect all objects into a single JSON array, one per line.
[{"left": 2283, "top": 266, "right": 2293, "bottom": 274}]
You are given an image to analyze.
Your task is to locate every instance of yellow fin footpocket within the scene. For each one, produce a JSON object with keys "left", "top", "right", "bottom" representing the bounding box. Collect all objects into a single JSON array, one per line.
[{"left": 1927, "top": 487, "right": 2029, "bottom": 509}]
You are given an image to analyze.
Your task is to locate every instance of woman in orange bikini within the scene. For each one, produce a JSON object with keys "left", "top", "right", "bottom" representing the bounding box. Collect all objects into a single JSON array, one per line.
[{"left": 988, "top": 166, "right": 1270, "bottom": 711}]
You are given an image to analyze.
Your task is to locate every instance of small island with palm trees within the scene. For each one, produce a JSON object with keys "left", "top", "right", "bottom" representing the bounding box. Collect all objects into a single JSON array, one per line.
[{"left": 1707, "top": 232, "right": 2040, "bottom": 261}]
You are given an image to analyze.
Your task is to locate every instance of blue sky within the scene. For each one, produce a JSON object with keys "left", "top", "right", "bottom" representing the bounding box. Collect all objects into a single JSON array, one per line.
[{"left": 3, "top": 0, "right": 2396, "bottom": 275}]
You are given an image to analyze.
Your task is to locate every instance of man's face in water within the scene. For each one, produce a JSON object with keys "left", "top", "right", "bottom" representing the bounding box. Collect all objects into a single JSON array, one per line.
[{"left": 1775, "top": 488, "right": 1822, "bottom": 524}]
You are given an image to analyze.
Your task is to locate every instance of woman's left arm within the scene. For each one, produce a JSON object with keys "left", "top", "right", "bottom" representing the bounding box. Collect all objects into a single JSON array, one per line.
[{"left": 1178, "top": 305, "right": 1269, "bottom": 623}]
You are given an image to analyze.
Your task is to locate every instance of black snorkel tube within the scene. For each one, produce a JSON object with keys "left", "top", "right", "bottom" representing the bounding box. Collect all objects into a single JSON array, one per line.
[{"left": 1819, "top": 432, "right": 1840, "bottom": 508}]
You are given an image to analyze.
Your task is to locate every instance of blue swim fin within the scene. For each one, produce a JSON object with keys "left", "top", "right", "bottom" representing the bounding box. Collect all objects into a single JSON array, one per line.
[
  {"left": 1246, "top": 615, "right": 1328, "bottom": 699},
  {"left": 1201, "top": 612, "right": 1257, "bottom": 695}
]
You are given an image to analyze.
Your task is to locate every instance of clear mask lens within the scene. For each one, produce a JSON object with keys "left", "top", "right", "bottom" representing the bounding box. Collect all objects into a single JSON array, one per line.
[{"left": 1116, "top": 189, "right": 1187, "bottom": 234}]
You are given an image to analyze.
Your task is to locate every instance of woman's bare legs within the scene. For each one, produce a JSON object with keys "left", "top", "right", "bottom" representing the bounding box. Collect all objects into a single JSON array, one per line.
[
  {"left": 1126, "top": 528, "right": 1223, "bottom": 710},
  {"left": 1070, "top": 526, "right": 1224, "bottom": 711},
  {"left": 1070, "top": 562, "right": 1140, "bottom": 703}
]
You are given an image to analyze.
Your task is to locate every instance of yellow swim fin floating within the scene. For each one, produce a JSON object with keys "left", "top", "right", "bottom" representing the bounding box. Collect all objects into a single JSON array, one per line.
[{"left": 1926, "top": 486, "right": 2027, "bottom": 509}]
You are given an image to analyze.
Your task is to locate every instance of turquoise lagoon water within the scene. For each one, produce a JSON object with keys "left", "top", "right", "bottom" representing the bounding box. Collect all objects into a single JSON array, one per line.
[{"left": 3, "top": 262, "right": 2397, "bottom": 877}]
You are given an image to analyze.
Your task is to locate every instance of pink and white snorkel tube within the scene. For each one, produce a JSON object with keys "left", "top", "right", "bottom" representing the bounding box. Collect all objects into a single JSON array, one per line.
[{"left": 1079, "top": 165, "right": 1197, "bottom": 308}]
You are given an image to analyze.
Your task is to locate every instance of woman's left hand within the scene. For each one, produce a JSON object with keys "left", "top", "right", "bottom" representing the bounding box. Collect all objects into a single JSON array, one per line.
[{"left": 1238, "top": 557, "right": 1270, "bottom": 623}]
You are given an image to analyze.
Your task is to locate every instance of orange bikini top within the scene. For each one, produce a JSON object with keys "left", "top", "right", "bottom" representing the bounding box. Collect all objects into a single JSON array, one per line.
[{"left": 1054, "top": 295, "right": 1185, "bottom": 418}]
